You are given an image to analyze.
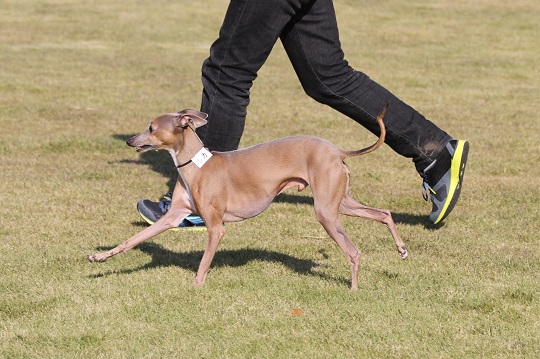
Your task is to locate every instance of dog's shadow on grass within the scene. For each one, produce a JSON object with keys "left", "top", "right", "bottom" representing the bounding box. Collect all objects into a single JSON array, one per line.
[
  {"left": 89, "top": 242, "right": 349, "bottom": 286},
  {"left": 113, "top": 134, "right": 178, "bottom": 189},
  {"left": 391, "top": 212, "right": 442, "bottom": 228}
]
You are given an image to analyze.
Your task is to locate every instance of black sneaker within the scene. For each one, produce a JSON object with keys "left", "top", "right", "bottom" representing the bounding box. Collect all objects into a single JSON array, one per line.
[
  {"left": 137, "top": 192, "right": 206, "bottom": 230},
  {"left": 422, "top": 139, "right": 469, "bottom": 224}
]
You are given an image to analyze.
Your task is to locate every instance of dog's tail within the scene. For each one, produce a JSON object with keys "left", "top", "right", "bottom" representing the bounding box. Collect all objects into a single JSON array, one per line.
[{"left": 343, "top": 103, "right": 388, "bottom": 158}]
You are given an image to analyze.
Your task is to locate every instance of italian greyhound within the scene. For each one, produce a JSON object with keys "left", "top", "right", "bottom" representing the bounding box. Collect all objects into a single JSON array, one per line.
[{"left": 88, "top": 105, "right": 408, "bottom": 290}]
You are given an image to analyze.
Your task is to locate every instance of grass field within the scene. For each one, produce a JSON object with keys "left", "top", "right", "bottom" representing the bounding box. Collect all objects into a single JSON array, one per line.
[{"left": 1, "top": 0, "right": 539, "bottom": 357}]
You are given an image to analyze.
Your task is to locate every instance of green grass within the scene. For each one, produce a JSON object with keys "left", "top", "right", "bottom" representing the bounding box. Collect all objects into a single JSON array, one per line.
[{"left": 1, "top": 0, "right": 539, "bottom": 357}]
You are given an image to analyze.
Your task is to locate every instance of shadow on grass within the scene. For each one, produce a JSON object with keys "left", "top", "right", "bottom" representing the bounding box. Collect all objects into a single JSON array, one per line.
[
  {"left": 89, "top": 242, "right": 349, "bottom": 287},
  {"left": 391, "top": 212, "right": 445, "bottom": 229},
  {"left": 113, "top": 134, "right": 178, "bottom": 189},
  {"left": 274, "top": 193, "right": 314, "bottom": 205}
]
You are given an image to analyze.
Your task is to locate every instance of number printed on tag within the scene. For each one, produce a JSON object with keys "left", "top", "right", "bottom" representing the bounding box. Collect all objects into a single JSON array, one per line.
[{"left": 192, "top": 148, "right": 213, "bottom": 168}]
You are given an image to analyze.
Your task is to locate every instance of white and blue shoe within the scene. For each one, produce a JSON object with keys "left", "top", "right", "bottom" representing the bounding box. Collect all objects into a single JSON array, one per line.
[{"left": 137, "top": 192, "right": 206, "bottom": 230}]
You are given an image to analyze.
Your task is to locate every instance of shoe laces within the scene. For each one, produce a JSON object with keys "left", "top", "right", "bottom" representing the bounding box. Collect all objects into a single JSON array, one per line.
[
  {"left": 421, "top": 179, "right": 436, "bottom": 201},
  {"left": 422, "top": 180, "right": 433, "bottom": 202},
  {"left": 158, "top": 192, "right": 173, "bottom": 212},
  {"left": 421, "top": 159, "right": 438, "bottom": 201}
]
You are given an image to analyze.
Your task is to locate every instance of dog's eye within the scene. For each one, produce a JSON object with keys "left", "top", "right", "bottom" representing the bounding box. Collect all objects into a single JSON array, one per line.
[{"left": 148, "top": 125, "right": 153, "bottom": 133}]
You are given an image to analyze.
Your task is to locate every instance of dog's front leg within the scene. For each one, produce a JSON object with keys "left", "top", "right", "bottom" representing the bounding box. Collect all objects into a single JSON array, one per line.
[{"left": 87, "top": 205, "right": 191, "bottom": 263}]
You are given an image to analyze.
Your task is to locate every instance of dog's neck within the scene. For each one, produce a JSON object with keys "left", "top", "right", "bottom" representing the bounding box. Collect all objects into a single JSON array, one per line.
[{"left": 169, "top": 127, "right": 205, "bottom": 175}]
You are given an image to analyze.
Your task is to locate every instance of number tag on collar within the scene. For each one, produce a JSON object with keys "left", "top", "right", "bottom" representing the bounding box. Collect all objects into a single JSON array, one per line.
[{"left": 191, "top": 147, "right": 213, "bottom": 168}]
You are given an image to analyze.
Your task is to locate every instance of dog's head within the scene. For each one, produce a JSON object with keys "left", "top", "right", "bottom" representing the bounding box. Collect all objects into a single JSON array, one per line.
[{"left": 126, "top": 109, "right": 208, "bottom": 153}]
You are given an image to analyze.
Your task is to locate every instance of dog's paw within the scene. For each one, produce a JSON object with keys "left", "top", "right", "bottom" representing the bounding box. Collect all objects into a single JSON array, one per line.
[
  {"left": 399, "top": 246, "right": 409, "bottom": 260},
  {"left": 87, "top": 253, "right": 108, "bottom": 263}
]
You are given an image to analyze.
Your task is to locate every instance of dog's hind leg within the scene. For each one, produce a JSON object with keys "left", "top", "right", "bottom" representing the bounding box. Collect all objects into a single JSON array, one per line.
[
  {"left": 311, "top": 173, "right": 363, "bottom": 290},
  {"left": 314, "top": 206, "right": 362, "bottom": 291},
  {"left": 339, "top": 195, "right": 408, "bottom": 260}
]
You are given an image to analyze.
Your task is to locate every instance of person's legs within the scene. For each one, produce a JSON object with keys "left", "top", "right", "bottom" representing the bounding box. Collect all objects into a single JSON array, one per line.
[
  {"left": 279, "top": 0, "right": 451, "bottom": 173},
  {"left": 197, "top": 0, "right": 313, "bottom": 151},
  {"left": 277, "top": 0, "right": 468, "bottom": 223}
]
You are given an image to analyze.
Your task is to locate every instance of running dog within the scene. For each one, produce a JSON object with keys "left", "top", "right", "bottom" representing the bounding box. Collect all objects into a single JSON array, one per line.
[{"left": 88, "top": 105, "right": 408, "bottom": 290}]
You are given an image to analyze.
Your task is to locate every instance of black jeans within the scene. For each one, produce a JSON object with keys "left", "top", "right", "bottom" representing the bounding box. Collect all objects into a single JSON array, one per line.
[{"left": 197, "top": 0, "right": 451, "bottom": 173}]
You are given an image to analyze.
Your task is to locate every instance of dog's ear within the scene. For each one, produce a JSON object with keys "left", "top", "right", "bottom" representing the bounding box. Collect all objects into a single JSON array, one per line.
[{"left": 175, "top": 109, "right": 208, "bottom": 128}]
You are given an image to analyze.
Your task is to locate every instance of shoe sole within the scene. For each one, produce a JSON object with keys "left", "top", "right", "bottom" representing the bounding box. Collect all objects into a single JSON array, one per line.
[
  {"left": 138, "top": 210, "right": 207, "bottom": 232},
  {"left": 432, "top": 140, "right": 469, "bottom": 224}
]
